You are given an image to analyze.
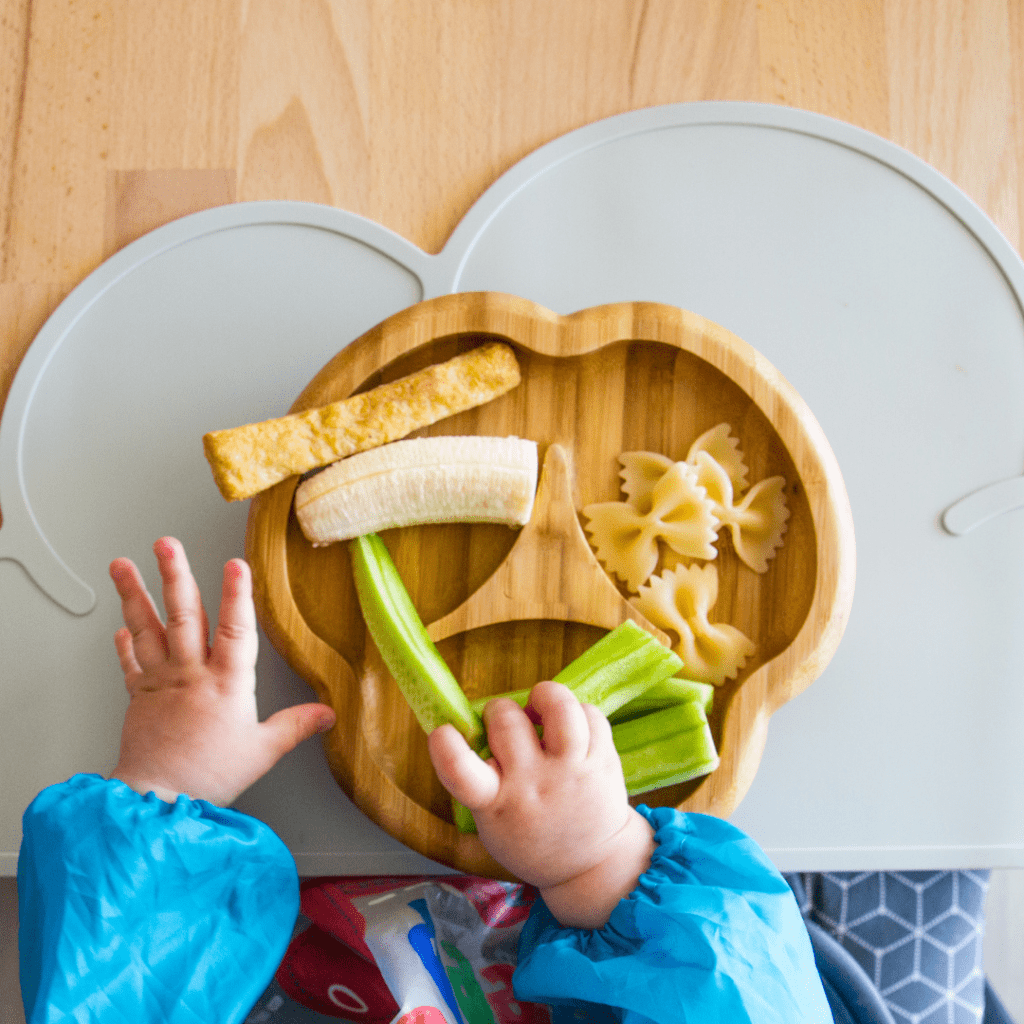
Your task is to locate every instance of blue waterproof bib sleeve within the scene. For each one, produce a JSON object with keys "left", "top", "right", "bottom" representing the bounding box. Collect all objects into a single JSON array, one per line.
[
  {"left": 18, "top": 774, "right": 299, "bottom": 1024},
  {"left": 20, "top": 781, "right": 831, "bottom": 1023},
  {"left": 513, "top": 805, "right": 833, "bottom": 1024}
]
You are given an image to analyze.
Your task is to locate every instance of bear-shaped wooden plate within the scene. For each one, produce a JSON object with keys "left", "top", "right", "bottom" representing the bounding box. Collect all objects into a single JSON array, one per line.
[{"left": 246, "top": 292, "right": 855, "bottom": 879}]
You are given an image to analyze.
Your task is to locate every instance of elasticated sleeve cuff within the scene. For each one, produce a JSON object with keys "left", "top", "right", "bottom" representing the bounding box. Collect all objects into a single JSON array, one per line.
[
  {"left": 18, "top": 773, "right": 299, "bottom": 1024},
  {"left": 513, "top": 805, "right": 832, "bottom": 1024}
]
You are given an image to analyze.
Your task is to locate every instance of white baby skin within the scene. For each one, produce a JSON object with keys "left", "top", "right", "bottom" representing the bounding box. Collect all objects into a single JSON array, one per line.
[
  {"left": 429, "top": 683, "right": 656, "bottom": 929},
  {"left": 107, "top": 537, "right": 653, "bottom": 930},
  {"left": 108, "top": 537, "right": 336, "bottom": 807}
]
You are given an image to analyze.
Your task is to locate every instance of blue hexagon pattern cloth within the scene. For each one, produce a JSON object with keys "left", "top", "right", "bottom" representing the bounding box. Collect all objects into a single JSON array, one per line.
[{"left": 784, "top": 871, "right": 991, "bottom": 1024}]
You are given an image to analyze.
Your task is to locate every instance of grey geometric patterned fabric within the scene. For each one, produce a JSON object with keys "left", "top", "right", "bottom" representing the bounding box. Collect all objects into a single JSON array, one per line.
[{"left": 785, "top": 872, "right": 991, "bottom": 1024}]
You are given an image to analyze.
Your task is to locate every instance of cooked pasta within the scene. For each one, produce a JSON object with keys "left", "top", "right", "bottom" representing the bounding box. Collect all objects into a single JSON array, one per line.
[
  {"left": 691, "top": 452, "right": 789, "bottom": 573},
  {"left": 582, "top": 462, "right": 719, "bottom": 591},
  {"left": 631, "top": 564, "right": 755, "bottom": 685},
  {"left": 686, "top": 423, "right": 749, "bottom": 492}
]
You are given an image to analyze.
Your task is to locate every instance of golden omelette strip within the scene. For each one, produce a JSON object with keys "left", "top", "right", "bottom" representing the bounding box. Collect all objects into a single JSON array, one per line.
[{"left": 203, "top": 341, "right": 521, "bottom": 501}]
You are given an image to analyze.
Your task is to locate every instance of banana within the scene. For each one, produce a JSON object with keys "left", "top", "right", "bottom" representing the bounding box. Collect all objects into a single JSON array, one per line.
[{"left": 295, "top": 434, "right": 539, "bottom": 545}]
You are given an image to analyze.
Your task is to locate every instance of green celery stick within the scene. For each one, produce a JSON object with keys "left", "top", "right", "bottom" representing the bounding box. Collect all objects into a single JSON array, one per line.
[
  {"left": 471, "top": 676, "right": 712, "bottom": 719},
  {"left": 453, "top": 697, "right": 719, "bottom": 833},
  {"left": 469, "top": 690, "right": 529, "bottom": 715},
  {"left": 452, "top": 799, "right": 476, "bottom": 834},
  {"left": 350, "top": 533, "right": 485, "bottom": 751},
  {"left": 553, "top": 620, "right": 682, "bottom": 716},
  {"left": 468, "top": 620, "right": 683, "bottom": 718},
  {"left": 613, "top": 701, "right": 720, "bottom": 795},
  {"left": 609, "top": 677, "right": 715, "bottom": 723}
]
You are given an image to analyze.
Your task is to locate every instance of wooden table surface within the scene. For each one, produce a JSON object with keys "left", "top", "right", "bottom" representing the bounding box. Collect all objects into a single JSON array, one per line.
[
  {"left": 2, "top": 0, "right": 1024, "bottom": 1016},
  {"left": 2, "top": 0, "right": 1023, "bottom": 438}
]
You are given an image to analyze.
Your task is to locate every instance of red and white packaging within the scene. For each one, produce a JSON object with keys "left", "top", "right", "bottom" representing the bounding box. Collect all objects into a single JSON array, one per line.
[{"left": 267, "top": 875, "right": 553, "bottom": 1024}]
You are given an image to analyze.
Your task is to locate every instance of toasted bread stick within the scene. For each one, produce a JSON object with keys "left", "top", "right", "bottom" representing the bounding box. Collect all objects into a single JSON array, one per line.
[{"left": 203, "top": 342, "right": 521, "bottom": 501}]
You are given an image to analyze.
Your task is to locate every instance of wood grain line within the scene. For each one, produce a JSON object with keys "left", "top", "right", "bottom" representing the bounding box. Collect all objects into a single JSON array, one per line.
[
  {"left": 628, "top": 0, "right": 651, "bottom": 102},
  {"left": 103, "top": 168, "right": 237, "bottom": 259},
  {"left": 1008, "top": 0, "right": 1024, "bottom": 257},
  {"left": 0, "top": 0, "right": 33, "bottom": 283}
]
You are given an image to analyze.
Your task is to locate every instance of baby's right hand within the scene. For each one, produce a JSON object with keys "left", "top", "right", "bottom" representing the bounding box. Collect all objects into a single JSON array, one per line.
[{"left": 428, "top": 681, "right": 655, "bottom": 929}]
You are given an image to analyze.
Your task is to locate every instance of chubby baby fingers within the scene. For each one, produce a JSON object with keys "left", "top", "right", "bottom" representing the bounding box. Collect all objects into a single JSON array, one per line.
[
  {"left": 208, "top": 558, "right": 259, "bottom": 679},
  {"left": 481, "top": 696, "right": 542, "bottom": 770},
  {"left": 527, "top": 681, "right": 591, "bottom": 759},
  {"left": 113, "top": 626, "right": 143, "bottom": 687},
  {"left": 428, "top": 724, "right": 500, "bottom": 810},
  {"left": 153, "top": 538, "right": 209, "bottom": 666},
  {"left": 580, "top": 701, "right": 620, "bottom": 762},
  {"left": 109, "top": 557, "right": 167, "bottom": 670}
]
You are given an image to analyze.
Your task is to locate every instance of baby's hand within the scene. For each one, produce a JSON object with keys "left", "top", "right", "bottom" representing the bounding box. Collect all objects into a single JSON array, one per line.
[
  {"left": 108, "top": 537, "right": 335, "bottom": 806},
  {"left": 428, "top": 681, "right": 655, "bottom": 929}
]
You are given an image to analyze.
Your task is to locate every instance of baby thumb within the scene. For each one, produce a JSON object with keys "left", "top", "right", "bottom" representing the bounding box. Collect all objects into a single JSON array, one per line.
[{"left": 261, "top": 702, "right": 337, "bottom": 763}]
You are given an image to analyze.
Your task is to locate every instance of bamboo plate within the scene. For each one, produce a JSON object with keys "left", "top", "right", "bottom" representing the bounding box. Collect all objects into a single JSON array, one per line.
[{"left": 246, "top": 291, "right": 855, "bottom": 878}]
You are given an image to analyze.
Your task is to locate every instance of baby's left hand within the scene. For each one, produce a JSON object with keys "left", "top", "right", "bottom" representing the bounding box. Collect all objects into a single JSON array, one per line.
[{"left": 108, "top": 537, "right": 335, "bottom": 806}]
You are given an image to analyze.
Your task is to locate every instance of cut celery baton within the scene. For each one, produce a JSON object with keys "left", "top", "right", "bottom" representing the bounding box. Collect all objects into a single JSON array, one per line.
[
  {"left": 468, "top": 619, "right": 684, "bottom": 720},
  {"left": 609, "top": 677, "right": 714, "bottom": 723},
  {"left": 350, "top": 533, "right": 485, "bottom": 751},
  {"left": 613, "top": 701, "right": 720, "bottom": 794},
  {"left": 552, "top": 619, "right": 683, "bottom": 717},
  {"left": 454, "top": 621, "right": 718, "bottom": 833},
  {"left": 453, "top": 697, "right": 720, "bottom": 832}
]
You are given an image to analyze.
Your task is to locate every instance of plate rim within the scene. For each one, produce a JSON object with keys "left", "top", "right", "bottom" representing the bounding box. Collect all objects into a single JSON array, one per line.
[{"left": 245, "top": 290, "right": 857, "bottom": 876}]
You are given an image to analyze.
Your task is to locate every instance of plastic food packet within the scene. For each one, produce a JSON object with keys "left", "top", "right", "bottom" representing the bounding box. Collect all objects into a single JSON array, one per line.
[{"left": 245, "top": 875, "right": 553, "bottom": 1024}]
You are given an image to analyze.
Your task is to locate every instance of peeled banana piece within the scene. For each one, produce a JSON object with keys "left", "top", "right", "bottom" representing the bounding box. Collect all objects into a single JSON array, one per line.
[{"left": 295, "top": 435, "right": 539, "bottom": 545}]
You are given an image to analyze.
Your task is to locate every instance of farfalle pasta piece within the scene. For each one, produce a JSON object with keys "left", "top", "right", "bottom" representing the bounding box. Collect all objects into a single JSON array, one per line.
[
  {"left": 691, "top": 451, "right": 789, "bottom": 573},
  {"left": 620, "top": 422, "right": 751, "bottom": 518},
  {"left": 619, "top": 424, "right": 747, "bottom": 509},
  {"left": 582, "top": 462, "right": 719, "bottom": 591},
  {"left": 631, "top": 564, "right": 755, "bottom": 685},
  {"left": 618, "top": 451, "right": 674, "bottom": 511},
  {"left": 686, "top": 423, "right": 749, "bottom": 492}
]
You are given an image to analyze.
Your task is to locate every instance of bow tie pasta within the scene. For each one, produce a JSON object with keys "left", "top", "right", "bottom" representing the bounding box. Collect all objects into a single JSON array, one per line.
[
  {"left": 581, "top": 423, "right": 789, "bottom": 684},
  {"left": 581, "top": 461, "right": 719, "bottom": 591},
  {"left": 687, "top": 422, "right": 749, "bottom": 492},
  {"left": 690, "top": 451, "right": 789, "bottom": 574},
  {"left": 633, "top": 564, "right": 756, "bottom": 686}
]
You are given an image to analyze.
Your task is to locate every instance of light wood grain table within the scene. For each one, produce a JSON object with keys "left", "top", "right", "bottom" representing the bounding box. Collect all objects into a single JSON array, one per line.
[{"left": 3, "top": 1, "right": 1024, "bottom": 1018}]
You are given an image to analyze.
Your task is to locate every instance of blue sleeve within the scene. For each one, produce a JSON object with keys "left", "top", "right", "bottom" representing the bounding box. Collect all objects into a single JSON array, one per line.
[
  {"left": 512, "top": 805, "right": 833, "bottom": 1024},
  {"left": 17, "top": 773, "right": 299, "bottom": 1024}
]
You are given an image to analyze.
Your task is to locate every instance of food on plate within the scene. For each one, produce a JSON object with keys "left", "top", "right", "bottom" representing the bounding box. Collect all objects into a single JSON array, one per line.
[
  {"left": 616, "top": 449, "right": 676, "bottom": 509},
  {"left": 581, "top": 462, "right": 720, "bottom": 591},
  {"left": 295, "top": 435, "right": 538, "bottom": 546},
  {"left": 349, "top": 533, "right": 486, "bottom": 752},
  {"left": 631, "top": 563, "right": 755, "bottom": 685},
  {"left": 608, "top": 676, "right": 714, "bottom": 722},
  {"left": 470, "top": 661, "right": 714, "bottom": 725},
  {"left": 619, "top": 425, "right": 749, "bottom": 507},
  {"left": 454, "top": 620, "right": 718, "bottom": 831},
  {"left": 468, "top": 619, "right": 684, "bottom": 766},
  {"left": 333, "top": 414, "right": 767, "bottom": 837},
  {"left": 203, "top": 341, "right": 521, "bottom": 501},
  {"left": 545, "top": 618, "right": 684, "bottom": 717},
  {"left": 612, "top": 700, "right": 720, "bottom": 795},
  {"left": 348, "top": 535, "right": 720, "bottom": 834},
  {"left": 468, "top": 619, "right": 683, "bottom": 721},
  {"left": 686, "top": 422, "right": 749, "bottom": 492},
  {"left": 689, "top": 451, "right": 789, "bottom": 573},
  {"left": 607, "top": 423, "right": 787, "bottom": 577}
]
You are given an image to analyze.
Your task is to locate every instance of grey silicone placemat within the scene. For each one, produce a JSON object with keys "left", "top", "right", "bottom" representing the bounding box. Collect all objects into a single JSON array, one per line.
[{"left": 3, "top": 102, "right": 1024, "bottom": 873}]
